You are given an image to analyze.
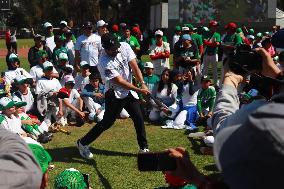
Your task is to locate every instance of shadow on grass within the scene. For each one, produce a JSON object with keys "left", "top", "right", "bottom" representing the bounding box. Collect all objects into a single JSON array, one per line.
[
  {"left": 188, "top": 138, "right": 204, "bottom": 155},
  {"left": 203, "top": 164, "right": 218, "bottom": 172},
  {"left": 87, "top": 159, "right": 113, "bottom": 189},
  {"left": 47, "top": 147, "right": 137, "bottom": 164}
]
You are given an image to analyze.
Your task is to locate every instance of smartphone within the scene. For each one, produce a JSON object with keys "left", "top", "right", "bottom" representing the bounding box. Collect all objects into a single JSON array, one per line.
[
  {"left": 137, "top": 152, "right": 177, "bottom": 171},
  {"left": 82, "top": 173, "right": 90, "bottom": 188}
]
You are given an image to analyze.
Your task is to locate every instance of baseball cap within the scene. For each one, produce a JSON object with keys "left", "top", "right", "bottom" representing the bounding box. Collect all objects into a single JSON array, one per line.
[
  {"left": 155, "top": 30, "right": 163, "bottom": 36},
  {"left": 182, "top": 26, "right": 190, "bottom": 31},
  {"left": 27, "top": 143, "right": 52, "bottom": 174},
  {"left": 112, "top": 24, "right": 119, "bottom": 32},
  {"left": 12, "top": 96, "right": 27, "bottom": 108},
  {"left": 203, "top": 27, "right": 209, "bottom": 32},
  {"left": 209, "top": 20, "right": 219, "bottom": 27},
  {"left": 249, "top": 28, "right": 255, "bottom": 35},
  {"left": 64, "top": 75, "right": 75, "bottom": 84},
  {"left": 80, "top": 61, "right": 89, "bottom": 68},
  {"left": 256, "top": 32, "right": 263, "bottom": 38},
  {"left": 236, "top": 28, "right": 243, "bottom": 33},
  {"left": 175, "top": 25, "right": 181, "bottom": 31},
  {"left": 60, "top": 20, "right": 68, "bottom": 26},
  {"left": 34, "top": 34, "right": 44, "bottom": 40},
  {"left": 214, "top": 100, "right": 284, "bottom": 188},
  {"left": 144, "top": 62, "right": 154, "bottom": 69},
  {"left": 37, "top": 50, "right": 48, "bottom": 58},
  {"left": 82, "top": 21, "right": 93, "bottom": 28},
  {"left": 0, "top": 97, "right": 15, "bottom": 110},
  {"left": 8, "top": 53, "right": 19, "bottom": 63},
  {"left": 201, "top": 75, "right": 211, "bottom": 82},
  {"left": 44, "top": 22, "right": 52, "bottom": 28},
  {"left": 42, "top": 61, "right": 54, "bottom": 71},
  {"left": 272, "top": 28, "right": 284, "bottom": 48},
  {"left": 14, "top": 75, "right": 28, "bottom": 85},
  {"left": 54, "top": 168, "right": 87, "bottom": 189},
  {"left": 59, "top": 53, "right": 68, "bottom": 61},
  {"left": 132, "top": 26, "right": 140, "bottom": 34},
  {"left": 97, "top": 20, "right": 108, "bottom": 27},
  {"left": 184, "top": 24, "right": 194, "bottom": 30},
  {"left": 64, "top": 65, "right": 74, "bottom": 73},
  {"left": 182, "top": 34, "right": 191, "bottom": 41},
  {"left": 247, "top": 35, "right": 255, "bottom": 40},
  {"left": 101, "top": 33, "right": 121, "bottom": 50},
  {"left": 225, "top": 22, "right": 237, "bottom": 30}
]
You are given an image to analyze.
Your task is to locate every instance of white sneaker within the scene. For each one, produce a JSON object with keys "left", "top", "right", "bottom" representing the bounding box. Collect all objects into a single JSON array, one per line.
[
  {"left": 139, "top": 148, "right": 150, "bottom": 153},
  {"left": 76, "top": 140, "right": 93, "bottom": 159}
]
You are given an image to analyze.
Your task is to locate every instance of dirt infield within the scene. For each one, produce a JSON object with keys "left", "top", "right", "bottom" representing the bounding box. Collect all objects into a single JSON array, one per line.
[{"left": 0, "top": 48, "right": 29, "bottom": 58}]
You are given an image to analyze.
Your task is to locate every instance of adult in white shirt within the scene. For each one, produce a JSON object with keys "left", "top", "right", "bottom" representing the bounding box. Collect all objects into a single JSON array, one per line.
[
  {"left": 35, "top": 61, "right": 62, "bottom": 126},
  {"left": 43, "top": 22, "right": 56, "bottom": 52},
  {"left": 77, "top": 33, "right": 150, "bottom": 159},
  {"left": 30, "top": 50, "right": 59, "bottom": 82},
  {"left": 75, "top": 21, "right": 102, "bottom": 75},
  {"left": 5, "top": 53, "right": 32, "bottom": 87},
  {"left": 149, "top": 30, "right": 170, "bottom": 75},
  {"left": 74, "top": 61, "right": 90, "bottom": 92}
]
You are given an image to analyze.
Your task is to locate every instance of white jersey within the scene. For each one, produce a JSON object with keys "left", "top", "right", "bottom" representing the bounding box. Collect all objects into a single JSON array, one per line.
[
  {"left": 181, "top": 83, "right": 198, "bottom": 107},
  {"left": 0, "top": 114, "right": 24, "bottom": 134},
  {"left": 97, "top": 42, "right": 138, "bottom": 99},
  {"left": 5, "top": 68, "right": 32, "bottom": 85},
  {"left": 30, "top": 65, "right": 58, "bottom": 82},
  {"left": 149, "top": 42, "right": 170, "bottom": 75},
  {"left": 67, "top": 89, "right": 80, "bottom": 104},
  {"left": 66, "top": 40, "right": 75, "bottom": 66},
  {"left": 35, "top": 77, "right": 61, "bottom": 95},
  {"left": 45, "top": 35, "right": 56, "bottom": 52},
  {"left": 74, "top": 74, "right": 90, "bottom": 92},
  {"left": 75, "top": 33, "right": 102, "bottom": 66},
  {"left": 12, "top": 88, "right": 34, "bottom": 112}
]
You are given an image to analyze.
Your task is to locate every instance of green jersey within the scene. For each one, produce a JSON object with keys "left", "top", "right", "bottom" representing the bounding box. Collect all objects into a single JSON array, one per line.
[
  {"left": 143, "top": 75, "right": 160, "bottom": 93},
  {"left": 197, "top": 86, "right": 216, "bottom": 113},
  {"left": 120, "top": 35, "right": 140, "bottom": 50},
  {"left": 223, "top": 33, "right": 242, "bottom": 46},
  {"left": 204, "top": 32, "right": 221, "bottom": 55},
  {"left": 113, "top": 32, "right": 122, "bottom": 41},
  {"left": 191, "top": 33, "right": 203, "bottom": 58}
]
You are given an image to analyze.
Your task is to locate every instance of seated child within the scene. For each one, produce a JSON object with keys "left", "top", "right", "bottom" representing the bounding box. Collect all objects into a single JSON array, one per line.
[
  {"left": 13, "top": 96, "right": 51, "bottom": 143},
  {"left": 81, "top": 73, "right": 129, "bottom": 122},
  {"left": 196, "top": 75, "right": 216, "bottom": 124},
  {"left": 58, "top": 75, "right": 85, "bottom": 126}
]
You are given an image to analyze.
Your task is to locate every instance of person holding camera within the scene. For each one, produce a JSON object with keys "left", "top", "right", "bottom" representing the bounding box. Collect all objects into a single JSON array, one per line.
[
  {"left": 77, "top": 33, "right": 150, "bottom": 159},
  {"left": 165, "top": 46, "right": 284, "bottom": 189}
]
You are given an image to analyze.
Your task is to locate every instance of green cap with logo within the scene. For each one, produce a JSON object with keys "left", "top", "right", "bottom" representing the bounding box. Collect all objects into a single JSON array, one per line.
[
  {"left": 0, "top": 97, "right": 15, "bottom": 110},
  {"left": 54, "top": 168, "right": 87, "bottom": 189}
]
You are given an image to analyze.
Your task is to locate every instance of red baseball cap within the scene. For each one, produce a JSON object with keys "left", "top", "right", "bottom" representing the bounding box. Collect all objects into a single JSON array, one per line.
[
  {"left": 209, "top": 20, "right": 219, "bottom": 27},
  {"left": 112, "top": 24, "right": 119, "bottom": 32},
  {"left": 225, "top": 22, "right": 237, "bottom": 30},
  {"left": 132, "top": 26, "right": 140, "bottom": 34}
]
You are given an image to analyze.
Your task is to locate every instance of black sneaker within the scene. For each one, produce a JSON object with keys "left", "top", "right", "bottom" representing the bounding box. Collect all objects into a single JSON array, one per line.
[{"left": 37, "top": 134, "right": 49, "bottom": 143}]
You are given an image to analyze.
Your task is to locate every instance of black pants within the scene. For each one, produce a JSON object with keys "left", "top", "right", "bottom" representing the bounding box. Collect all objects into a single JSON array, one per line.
[{"left": 80, "top": 90, "right": 148, "bottom": 149}]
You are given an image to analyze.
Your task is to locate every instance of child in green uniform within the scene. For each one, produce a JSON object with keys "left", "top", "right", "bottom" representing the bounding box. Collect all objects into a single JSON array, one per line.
[
  {"left": 197, "top": 76, "right": 216, "bottom": 119},
  {"left": 52, "top": 35, "right": 69, "bottom": 67},
  {"left": 143, "top": 62, "right": 160, "bottom": 93},
  {"left": 120, "top": 26, "right": 140, "bottom": 54}
]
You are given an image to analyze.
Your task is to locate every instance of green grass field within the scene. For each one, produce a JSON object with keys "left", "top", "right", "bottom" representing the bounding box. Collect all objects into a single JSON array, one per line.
[{"left": 0, "top": 39, "right": 218, "bottom": 189}]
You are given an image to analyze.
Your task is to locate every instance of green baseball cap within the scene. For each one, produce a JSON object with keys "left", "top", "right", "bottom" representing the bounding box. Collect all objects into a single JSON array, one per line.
[
  {"left": 14, "top": 75, "right": 28, "bottom": 85},
  {"left": 236, "top": 28, "right": 243, "bottom": 33},
  {"left": 43, "top": 61, "right": 54, "bottom": 71},
  {"left": 12, "top": 96, "right": 27, "bottom": 108},
  {"left": 175, "top": 25, "right": 181, "bottom": 31},
  {"left": 28, "top": 143, "right": 52, "bottom": 174},
  {"left": 249, "top": 28, "right": 255, "bottom": 35},
  {"left": 256, "top": 32, "right": 263, "bottom": 38},
  {"left": 37, "top": 50, "right": 48, "bottom": 58},
  {"left": 8, "top": 53, "right": 20, "bottom": 63},
  {"left": 59, "top": 53, "right": 68, "bottom": 61},
  {"left": 184, "top": 24, "right": 194, "bottom": 29},
  {"left": 0, "top": 97, "right": 15, "bottom": 110},
  {"left": 54, "top": 168, "right": 87, "bottom": 189}
]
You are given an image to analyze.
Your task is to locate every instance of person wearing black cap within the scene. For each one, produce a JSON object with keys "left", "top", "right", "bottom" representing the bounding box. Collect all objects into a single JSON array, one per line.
[
  {"left": 75, "top": 21, "right": 102, "bottom": 75},
  {"left": 77, "top": 33, "right": 150, "bottom": 159}
]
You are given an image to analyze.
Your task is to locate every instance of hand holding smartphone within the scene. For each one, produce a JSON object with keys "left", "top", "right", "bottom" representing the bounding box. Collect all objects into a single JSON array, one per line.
[{"left": 137, "top": 151, "right": 177, "bottom": 171}]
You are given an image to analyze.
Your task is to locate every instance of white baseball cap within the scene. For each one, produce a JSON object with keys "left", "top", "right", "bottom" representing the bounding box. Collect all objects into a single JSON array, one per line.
[
  {"left": 14, "top": 75, "right": 28, "bottom": 84},
  {"left": 97, "top": 20, "right": 108, "bottom": 28},
  {"left": 60, "top": 20, "right": 68, "bottom": 26},
  {"left": 44, "top": 22, "right": 53, "bottom": 28},
  {"left": 65, "top": 64, "right": 74, "bottom": 71},
  {"left": 144, "top": 62, "right": 154, "bottom": 69},
  {"left": 0, "top": 97, "right": 15, "bottom": 110},
  {"left": 43, "top": 61, "right": 54, "bottom": 71},
  {"left": 64, "top": 75, "right": 75, "bottom": 84},
  {"left": 59, "top": 53, "right": 68, "bottom": 61},
  {"left": 182, "top": 26, "right": 190, "bottom": 31},
  {"left": 247, "top": 35, "right": 255, "bottom": 40},
  {"left": 8, "top": 53, "right": 19, "bottom": 62},
  {"left": 155, "top": 30, "right": 163, "bottom": 36},
  {"left": 80, "top": 61, "right": 89, "bottom": 67}
]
